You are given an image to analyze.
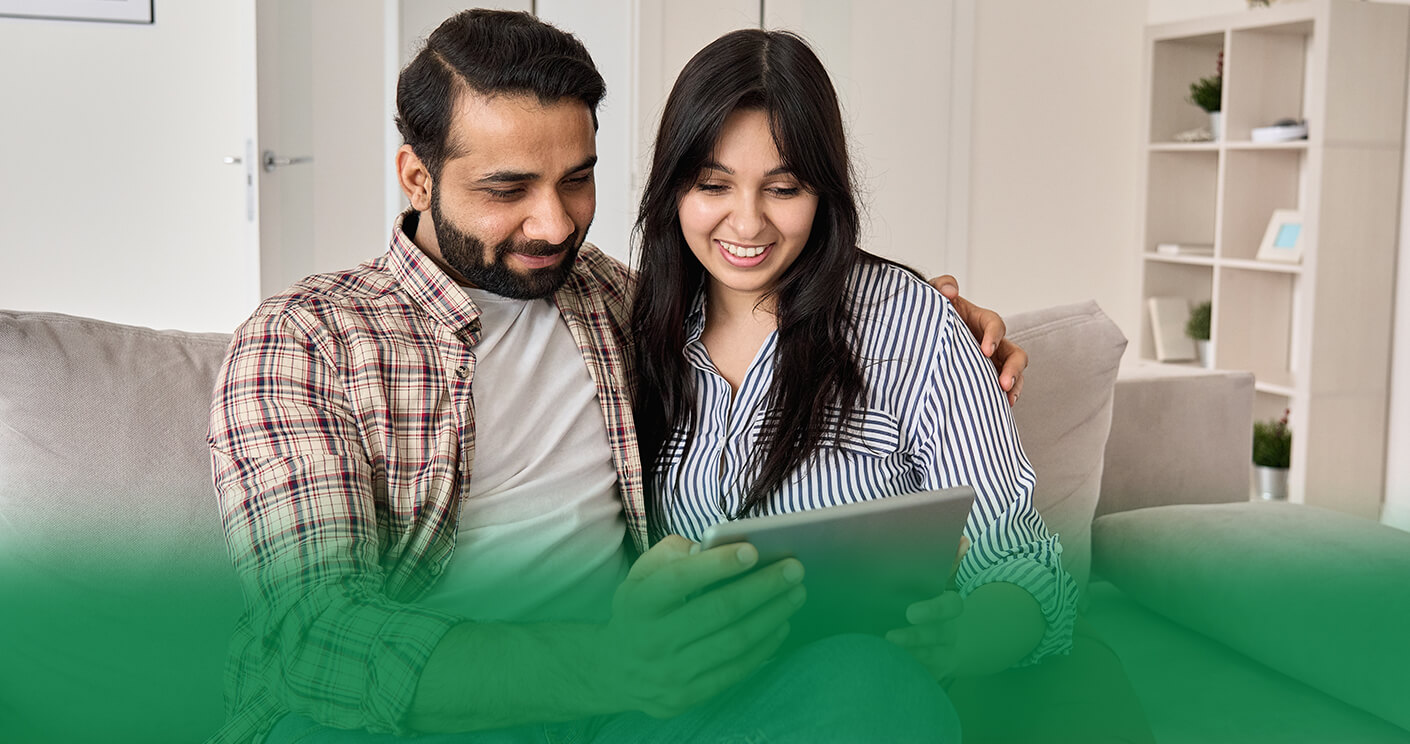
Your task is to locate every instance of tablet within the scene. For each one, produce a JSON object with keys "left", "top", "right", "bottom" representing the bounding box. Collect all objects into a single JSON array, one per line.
[{"left": 699, "top": 486, "right": 975, "bottom": 650}]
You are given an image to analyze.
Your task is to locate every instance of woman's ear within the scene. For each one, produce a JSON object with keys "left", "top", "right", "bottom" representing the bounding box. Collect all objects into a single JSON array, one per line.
[{"left": 396, "top": 144, "right": 433, "bottom": 212}]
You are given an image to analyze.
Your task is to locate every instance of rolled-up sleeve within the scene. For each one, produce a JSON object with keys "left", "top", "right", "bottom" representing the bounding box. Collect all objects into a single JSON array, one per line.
[
  {"left": 210, "top": 311, "right": 461, "bottom": 735},
  {"left": 913, "top": 302, "right": 1077, "bottom": 666}
]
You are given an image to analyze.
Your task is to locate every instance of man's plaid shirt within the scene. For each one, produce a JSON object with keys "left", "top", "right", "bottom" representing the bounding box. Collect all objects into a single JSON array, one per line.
[{"left": 207, "top": 213, "right": 646, "bottom": 743}]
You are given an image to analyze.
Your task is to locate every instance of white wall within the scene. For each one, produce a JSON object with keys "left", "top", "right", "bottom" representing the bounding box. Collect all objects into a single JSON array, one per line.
[
  {"left": 0, "top": 4, "right": 260, "bottom": 332},
  {"left": 766, "top": 0, "right": 964, "bottom": 280},
  {"left": 1147, "top": 0, "right": 1248, "bottom": 25},
  {"left": 965, "top": 0, "right": 1146, "bottom": 339}
]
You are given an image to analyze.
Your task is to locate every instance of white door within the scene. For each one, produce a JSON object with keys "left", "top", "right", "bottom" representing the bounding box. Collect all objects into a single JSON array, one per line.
[{"left": 255, "top": 0, "right": 400, "bottom": 299}]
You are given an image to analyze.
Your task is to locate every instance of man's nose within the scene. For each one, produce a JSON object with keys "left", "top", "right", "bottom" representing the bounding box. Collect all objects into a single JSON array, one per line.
[{"left": 523, "top": 192, "right": 576, "bottom": 245}]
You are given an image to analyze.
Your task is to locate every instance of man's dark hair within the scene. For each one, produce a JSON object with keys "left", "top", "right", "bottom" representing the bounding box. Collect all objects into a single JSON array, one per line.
[{"left": 395, "top": 9, "right": 605, "bottom": 179}]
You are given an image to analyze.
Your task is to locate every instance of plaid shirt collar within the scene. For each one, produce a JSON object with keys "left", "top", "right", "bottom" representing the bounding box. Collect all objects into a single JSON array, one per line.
[{"left": 388, "top": 210, "right": 484, "bottom": 343}]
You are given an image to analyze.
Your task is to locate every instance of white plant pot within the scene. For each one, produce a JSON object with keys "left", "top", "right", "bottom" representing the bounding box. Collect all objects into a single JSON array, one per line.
[
  {"left": 1210, "top": 111, "right": 1223, "bottom": 141},
  {"left": 1254, "top": 465, "right": 1288, "bottom": 501},
  {"left": 1196, "top": 340, "right": 1213, "bottom": 368}
]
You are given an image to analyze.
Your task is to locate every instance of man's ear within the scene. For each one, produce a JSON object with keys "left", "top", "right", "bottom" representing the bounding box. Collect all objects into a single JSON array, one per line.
[{"left": 396, "top": 144, "right": 433, "bottom": 212}]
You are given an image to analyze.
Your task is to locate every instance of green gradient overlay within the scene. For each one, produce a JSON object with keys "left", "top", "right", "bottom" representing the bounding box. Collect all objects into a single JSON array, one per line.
[{"left": 3, "top": 534, "right": 1407, "bottom": 743}]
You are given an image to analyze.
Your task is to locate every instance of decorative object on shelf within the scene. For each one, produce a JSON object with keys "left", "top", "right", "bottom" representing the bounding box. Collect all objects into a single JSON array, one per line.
[
  {"left": 1252, "top": 410, "right": 1291, "bottom": 501},
  {"left": 1256, "top": 209, "right": 1305, "bottom": 264},
  {"left": 1156, "top": 242, "right": 1214, "bottom": 257},
  {"left": 1186, "top": 301, "right": 1213, "bottom": 368},
  {"left": 1147, "top": 296, "right": 1198, "bottom": 362},
  {"left": 1173, "top": 126, "right": 1214, "bottom": 143},
  {"left": 1251, "top": 118, "right": 1309, "bottom": 143},
  {"left": 0, "top": 0, "right": 152, "bottom": 23},
  {"left": 1187, "top": 52, "right": 1223, "bottom": 141}
]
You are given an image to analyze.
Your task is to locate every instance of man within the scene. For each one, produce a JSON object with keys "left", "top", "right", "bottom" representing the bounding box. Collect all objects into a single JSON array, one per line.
[{"left": 209, "top": 10, "right": 1024, "bottom": 743}]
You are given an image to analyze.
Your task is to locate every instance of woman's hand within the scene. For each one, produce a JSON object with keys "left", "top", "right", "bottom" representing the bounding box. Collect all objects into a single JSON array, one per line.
[
  {"left": 594, "top": 536, "right": 807, "bottom": 718},
  {"left": 888, "top": 581, "right": 1048, "bottom": 684},
  {"left": 928, "top": 275, "right": 1028, "bottom": 406},
  {"left": 885, "top": 591, "right": 965, "bottom": 684}
]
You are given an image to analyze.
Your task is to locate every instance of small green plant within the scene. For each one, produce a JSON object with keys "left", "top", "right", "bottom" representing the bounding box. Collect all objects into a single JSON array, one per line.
[
  {"left": 1186, "top": 300, "right": 1212, "bottom": 342},
  {"left": 1252, "top": 410, "right": 1292, "bottom": 469},
  {"left": 1187, "top": 51, "right": 1223, "bottom": 113}
]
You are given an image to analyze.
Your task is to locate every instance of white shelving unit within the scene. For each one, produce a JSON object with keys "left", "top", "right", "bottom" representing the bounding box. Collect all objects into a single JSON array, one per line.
[{"left": 1136, "top": 0, "right": 1409, "bottom": 517}]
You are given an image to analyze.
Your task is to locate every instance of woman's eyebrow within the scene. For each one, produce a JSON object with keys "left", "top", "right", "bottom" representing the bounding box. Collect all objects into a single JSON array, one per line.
[{"left": 699, "top": 161, "right": 792, "bottom": 177}]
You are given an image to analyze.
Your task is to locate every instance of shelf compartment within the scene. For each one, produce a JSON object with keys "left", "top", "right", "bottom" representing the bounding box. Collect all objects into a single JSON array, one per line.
[
  {"left": 1149, "top": 32, "right": 1226, "bottom": 144},
  {"left": 1215, "top": 267, "right": 1297, "bottom": 390},
  {"left": 1145, "top": 150, "right": 1219, "bottom": 253},
  {"left": 1252, "top": 389, "right": 1292, "bottom": 431},
  {"left": 1225, "top": 23, "right": 1311, "bottom": 143},
  {"left": 1140, "top": 261, "right": 1213, "bottom": 362},
  {"left": 1219, "top": 148, "right": 1304, "bottom": 261}
]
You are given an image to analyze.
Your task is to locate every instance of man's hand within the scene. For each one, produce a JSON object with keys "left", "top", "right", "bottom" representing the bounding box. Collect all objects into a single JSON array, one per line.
[
  {"left": 928, "top": 275, "right": 1028, "bottom": 406},
  {"left": 596, "top": 536, "right": 806, "bottom": 718},
  {"left": 885, "top": 591, "right": 964, "bottom": 684}
]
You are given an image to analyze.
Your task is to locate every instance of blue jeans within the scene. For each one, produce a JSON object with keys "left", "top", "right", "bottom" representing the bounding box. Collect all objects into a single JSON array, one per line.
[{"left": 264, "top": 634, "right": 959, "bottom": 744}]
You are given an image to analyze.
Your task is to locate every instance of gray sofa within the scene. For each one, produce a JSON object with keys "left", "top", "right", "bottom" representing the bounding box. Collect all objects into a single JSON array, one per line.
[{"left": 2, "top": 302, "right": 1407, "bottom": 743}]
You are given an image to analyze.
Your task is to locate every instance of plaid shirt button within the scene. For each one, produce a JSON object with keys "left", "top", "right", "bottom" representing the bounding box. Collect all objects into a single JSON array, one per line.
[{"left": 455, "top": 365, "right": 469, "bottom": 378}]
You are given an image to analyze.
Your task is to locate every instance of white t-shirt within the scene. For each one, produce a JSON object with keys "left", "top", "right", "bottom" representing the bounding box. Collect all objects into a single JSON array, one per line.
[{"left": 418, "top": 289, "right": 629, "bottom": 623}]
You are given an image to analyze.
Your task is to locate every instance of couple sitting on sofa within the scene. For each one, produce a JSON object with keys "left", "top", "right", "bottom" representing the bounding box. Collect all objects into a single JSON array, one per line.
[{"left": 210, "top": 10, "right": 1096, "bottom": 744}]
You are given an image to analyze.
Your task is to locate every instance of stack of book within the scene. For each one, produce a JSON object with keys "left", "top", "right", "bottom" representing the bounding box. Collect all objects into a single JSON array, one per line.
[{"left": 1154, "top": 243, "right": 1214, "bottom": 257}]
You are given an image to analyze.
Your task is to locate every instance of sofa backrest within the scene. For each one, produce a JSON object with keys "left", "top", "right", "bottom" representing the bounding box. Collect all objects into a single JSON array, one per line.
[
  {"left": 0, "top": 310, "right": 239, "bottom": 743},
  {"left": 1004, "top": 301, "right": 1128, "bottom": 596}
]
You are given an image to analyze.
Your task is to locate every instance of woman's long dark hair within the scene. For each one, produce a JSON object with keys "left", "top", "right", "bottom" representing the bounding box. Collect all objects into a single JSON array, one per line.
[{"left": 632, "top": 29, "right": 882, "bottom": 519}]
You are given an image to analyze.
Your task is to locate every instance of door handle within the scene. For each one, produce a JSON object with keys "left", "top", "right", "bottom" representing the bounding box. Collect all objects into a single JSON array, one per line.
[
  {"left": 224, "top": 140, "right": 256, "bottom": 222},
  {"left": 263, "top": 150, "right": 313, "bottom": 173}
]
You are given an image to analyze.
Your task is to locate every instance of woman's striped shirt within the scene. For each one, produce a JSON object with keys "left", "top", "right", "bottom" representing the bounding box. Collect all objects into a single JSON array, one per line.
[{"left": 648, "top": 260, "right": 1077, "bottom": 664}]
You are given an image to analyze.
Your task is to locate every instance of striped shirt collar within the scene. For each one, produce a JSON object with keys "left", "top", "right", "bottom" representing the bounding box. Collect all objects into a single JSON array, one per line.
[
  {"left": 684, "top": 281, "right": 708, "bottom": 345},
  {"left": 388, "top": 210, "right": 483, "bottom": 342}
]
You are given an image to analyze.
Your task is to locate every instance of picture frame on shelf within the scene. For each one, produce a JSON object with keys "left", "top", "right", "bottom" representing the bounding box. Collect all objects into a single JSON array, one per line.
[
  {"left": 1256, "top": 209, "right": 1304, "bottom": 264},
  {"left": 0, "top": 0, "right": 152, "bottom": 24},
  {"left": 1147, "top": 296, "right": 1198, "bottom": 362}
]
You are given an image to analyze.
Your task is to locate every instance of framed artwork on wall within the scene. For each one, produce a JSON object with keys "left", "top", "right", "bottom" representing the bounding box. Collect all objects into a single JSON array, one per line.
[
  {"left": 1256, "top": 209, "right": 1305, "bottom": 264},
  {"left": 0, "top": 0, "right": 152, "bottom": 24}
]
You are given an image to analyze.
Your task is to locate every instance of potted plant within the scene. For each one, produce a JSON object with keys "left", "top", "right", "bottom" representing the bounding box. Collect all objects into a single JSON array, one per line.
[
  {"left": 1186, "top": 300, "right": 1212, "bottom": 368},
  {"left": 1188, "top": 52, "right": 1223, "bottom": 140},
  {"left": 1252, "top": 409, "right": 1291, "bottom": 500}
]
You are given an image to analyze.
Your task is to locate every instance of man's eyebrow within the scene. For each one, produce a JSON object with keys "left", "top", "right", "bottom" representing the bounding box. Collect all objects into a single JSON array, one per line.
[
  {"left": 567, "top": 155, "right": 597, "bottom": 175},
  {"left": 474, "top": 155, "right": 597, "bottom": 185},
  {"left": 699, "top": 161, "right": 793, "bottom": 178},
  {"left": 475, "top": 170, "right": 538, "bottom": 185}
]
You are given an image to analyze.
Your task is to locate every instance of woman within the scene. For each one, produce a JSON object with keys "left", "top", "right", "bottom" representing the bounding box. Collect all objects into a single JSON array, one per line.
[{"left": 631, "top": 29, "right": 1077, "bottom": 683}]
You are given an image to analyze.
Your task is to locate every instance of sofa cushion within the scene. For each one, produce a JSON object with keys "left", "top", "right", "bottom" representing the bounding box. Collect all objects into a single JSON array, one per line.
[
  {"left": 1005, "top": 301, "right": 1128, "bottom": 595},
  {"left": 1093, "top": 502, "right": 1410, "bottom": 732},
  {"left": 0, "top": 310, "right": 240, "bottom": 743},
  {"left": 1098, "top": 363, "right": 1255, "bottom": 516}
]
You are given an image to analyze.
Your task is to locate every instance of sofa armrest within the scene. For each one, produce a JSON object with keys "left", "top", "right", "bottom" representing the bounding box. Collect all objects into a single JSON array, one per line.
[
  {"left": 1097, "top": 363, "right": 1254, "bottom": 517},
  {"left": 1092, "top": 502, "right": 1410, "bottom": 732}
]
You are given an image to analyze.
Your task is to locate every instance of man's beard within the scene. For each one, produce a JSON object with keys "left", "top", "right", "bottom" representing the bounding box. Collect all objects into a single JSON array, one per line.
[{"left": 430, "top": 189, "right": 587, "bottom": 300}]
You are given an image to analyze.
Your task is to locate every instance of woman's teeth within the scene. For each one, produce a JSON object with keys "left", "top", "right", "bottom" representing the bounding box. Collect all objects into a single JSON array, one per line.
[{"left": 720, "top": 240, "right": 769, "bottom": 258}]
